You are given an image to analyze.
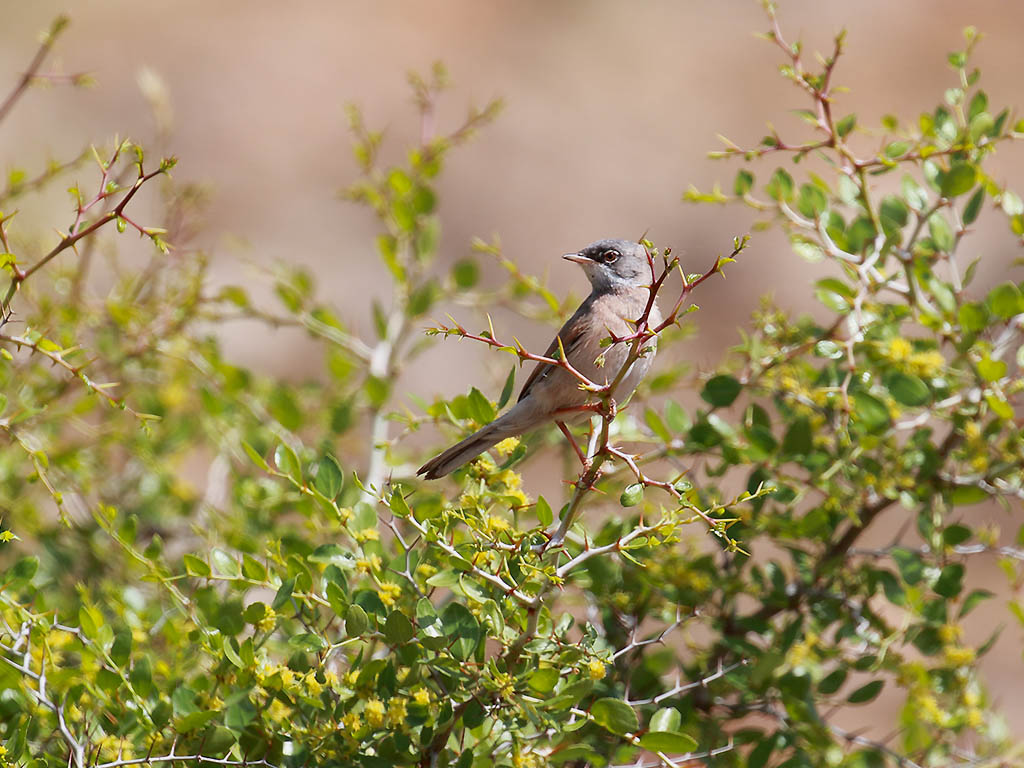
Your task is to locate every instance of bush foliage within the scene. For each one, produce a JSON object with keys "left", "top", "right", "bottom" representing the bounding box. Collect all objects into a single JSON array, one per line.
[{"left": 2, "top": 6, "right": 1023, "bottom": 768}]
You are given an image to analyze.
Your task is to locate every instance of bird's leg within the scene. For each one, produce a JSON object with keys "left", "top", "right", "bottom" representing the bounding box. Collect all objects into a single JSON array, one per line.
[{"left": 556, "top": 420, "right": 589, "bottom": 469}]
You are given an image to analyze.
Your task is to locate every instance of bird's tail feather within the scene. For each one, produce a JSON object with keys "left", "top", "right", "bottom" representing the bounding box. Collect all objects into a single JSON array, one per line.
[{"left": 417, "top": 419, "right": 519, "bottom": 479}]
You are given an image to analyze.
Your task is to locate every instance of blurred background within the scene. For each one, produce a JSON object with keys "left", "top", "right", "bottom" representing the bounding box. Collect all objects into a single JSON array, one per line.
[{"left": 2, "top": 0, "right": 1022, "bottom": 738}]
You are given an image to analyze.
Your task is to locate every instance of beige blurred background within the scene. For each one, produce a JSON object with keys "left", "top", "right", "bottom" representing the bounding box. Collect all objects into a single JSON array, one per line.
[{"left": 3, "top": 0, "right": 1022, "bottom": 741}]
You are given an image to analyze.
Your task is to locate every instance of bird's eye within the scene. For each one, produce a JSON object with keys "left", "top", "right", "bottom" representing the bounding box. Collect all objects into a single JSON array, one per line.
[{"left": 602, "top": 249, "right": 620, "bottom": 264}]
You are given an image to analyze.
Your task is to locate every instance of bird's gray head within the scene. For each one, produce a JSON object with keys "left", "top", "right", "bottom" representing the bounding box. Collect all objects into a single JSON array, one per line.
[{"left": 563, "top": 238, "right": 651, "bottom": 293}]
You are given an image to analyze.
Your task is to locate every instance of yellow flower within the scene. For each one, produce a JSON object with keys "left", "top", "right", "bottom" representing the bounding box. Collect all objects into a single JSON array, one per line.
[
  {"left": 355, "top": 527, "right": 380, "bottom": 543},
  {"left": 340, "top": 711, "right": 362, "bottom": 733},
  {"left": 365, "top": 697, "right": 386, "bottom": 728},
  {"left": 473, "top": 455, "right": 497, "bottom": 474},
  {"left": 886, "top": 337, "right": 913, "bottom": 362},
  {"left": 492, "top": 671, "right": 515, "bottom": 699},
  {"left": 587, "top": 659, "right": 606, "bottom": 681},
  {"left": 416, "top": 563, "right": 437, "bottom": 579},
  {"left": 495, "top": 469, "right": 521, "bottom": 489},
  {"left": 337, "top": 507, "right": 354, "bottom": 525},
  {"left": 304, "top": 671, "right": 324, "bottom": 696},
  {"left": 909, "top": 349, "right": 944, "bottom": 377},
  {"left": 257, "top": 608, "right": 277, "bottom": 633},
  {"left": 413, "top": 687, "right": 432, "bottom": 707},
  {"left": 267, "top": 698, "right": 292, "bottom": 721},
  {"left": 387, "top": 696, "right": 408, "bottom": 727},
  {"left": 485, "top": 515, "right": 511, "bottom": 534},
  {"left": 493, "top": 437, "right": 520, "bottom": 457},
  {"left": 966, "top": 708, "right": 984, "bottom": 729},
  {"left": 938, "top": 623, "right": 962, "bottom": 644},
  {"left": 356, "top": 554, "right": 382, "bottom": 574},
  {"left": 378, "top": 582, "right": 402, "bottom": 608},
  {"left": 918, "top": 694, "right": 943, "bottom": 724},
  {"left": 944, "top": 646, "right": 976, "bottom": 667},
  {"left": 506, "top": 489, "right": 529, "bottom": 507}
]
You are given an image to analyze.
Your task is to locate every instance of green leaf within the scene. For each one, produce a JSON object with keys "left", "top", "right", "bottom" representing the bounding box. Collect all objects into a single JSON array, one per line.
[
  {"left": 664, "top": 400, "right": 690, "bottom": 432},
  {"left": 111, "top": 629, "right": 132, "bottom": 666},
  {"left": 963, "top": 187, "right": 985, "bottom": 225},
  {"left": 836, "top": 113, "right": 857, "bottom": 138},
  {"left": 10, "top": 555, "right": 38, "bottom": 582},
  {"left": 846, "top": 680, "right": 884, "bottom": 704},
  {"left": 649, "top": 707, "right": 682, "bottom": 732},
  {"left": 175, "top": 710, "right": 219, "bottom": 733},
  {"left": 467, "top": 387, "right": 495, "bottom": 424},
  {"left": 988, "top": 282, "right": 1023, "bottom": 319},
  {"left": 852, "top": 391, "right": 890, "bottom": 433},
  {"left": 346, "top": 604, "right": 369, "bottom": 637},
  {"left": 452, "top": 259, "right": 478, "bottom": 288},
  {"left": 942, "top": 524, "right": 971, "bottom": 547},
  {"left": 590, "top": 697, "right": 639, "bottom": 736},
  {"left": 241, "top": 441, "right": 270, "bottom": 472},
  {"left": 781, "top": 417, "right": 812, "bottom": 457},
  {"left": 528, "top": 667, "right": 560, "bottom": 694},
  {"left": 638, "top": 731, "right": 698, "bottom": 753},
  {"left": 536, "top": 495, "right": 553, "bottom": 527},
  {"left": 934, "top": 563, "right": 965, "bottom": 597},
  {"left": 879, "top": 195, "right": 908, "bottom": 234},
  {"left": 818, "top": 668, "right": 847, "bottom": 694},
  {"left": 313, "top": 455, "right": 343, "bottom": 500},
  {"left": 765, "top": 168, "right": 794, "bottom": 201},
  {"left": 928, "top": 213, "right": 955, "bottom": 252},
  {"left": 384, "top": 611, "right": 415, "bottom": 645},
  {"left": 938, "top": 164, "right": 977, "bottom": 197},
  {"left": 183, "top": 553, "right": 211, "bottom": 578},
  {"left": 977, "top": 356, "right": 1006, "bottom": 382},
  {"left": 884, "top": 372, "right": 930, "bottom": 406},
  {"left": 701, "top": 375, "right": 742, "bottom": 407},
  {"left": 498, "top": 367, "right": 516, "bottom": 409},
  {"left": 734, "top": 169, "right": 754, "bottom": 196},
  {"left": 951, "top": 485, "right": 988, "bottom": 506},
  {"left": 797, "top": 184, "right": 827, "bottom": 218},
  {"left": 891, "top": 547, "right": 924, "bottom": 585},
  {"left": 960, "top": 589, "right": 994, "bottom": 618},
  {"left": 274, "top": 443, "right": 301, "bottom": 480},
  {"left": 958, "top": 302, "right": 988, "bottom": 334},
  {"left": 885, "top": 140, "right": 910, "bottom": 159},
  {"left": 442, "top": 602, "right": 481, "bottom": 661},
  {"left": 620, "top": 483, "right": 644, "bottom": 507},
  {"left": 289, "top": 632, "right": 327, "bottom": 652}
]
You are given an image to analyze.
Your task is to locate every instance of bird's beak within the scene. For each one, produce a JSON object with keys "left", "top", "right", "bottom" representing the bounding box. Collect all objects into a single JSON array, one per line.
[{"left": 562, "top": 252, "right": 591, "bottom": 264}]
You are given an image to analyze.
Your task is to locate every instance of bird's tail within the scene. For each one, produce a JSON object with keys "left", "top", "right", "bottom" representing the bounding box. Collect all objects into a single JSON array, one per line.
[{"left": 417, "top": 418, "right": 521, "bottom": 480}]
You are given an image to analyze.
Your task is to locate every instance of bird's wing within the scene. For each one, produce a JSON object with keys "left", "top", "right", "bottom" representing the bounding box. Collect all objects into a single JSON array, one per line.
[{"left": 517, "top": 302, "right": 591, "bottom": 403}]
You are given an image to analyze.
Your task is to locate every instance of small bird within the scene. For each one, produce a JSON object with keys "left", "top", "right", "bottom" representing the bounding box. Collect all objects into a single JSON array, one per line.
[{"left": 418, "top": 238, "right": 662, "bottom": 479}]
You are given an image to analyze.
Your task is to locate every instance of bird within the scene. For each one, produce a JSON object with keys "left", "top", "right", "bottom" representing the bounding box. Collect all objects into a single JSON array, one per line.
[{"left": 417, "top": 238, "right": 662, "bottom": 479}]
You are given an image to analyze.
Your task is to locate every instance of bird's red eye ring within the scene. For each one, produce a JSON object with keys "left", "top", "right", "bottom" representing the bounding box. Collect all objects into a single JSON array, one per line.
[{"left": 602, "top": 249, "right": 620, "bottom": 263}]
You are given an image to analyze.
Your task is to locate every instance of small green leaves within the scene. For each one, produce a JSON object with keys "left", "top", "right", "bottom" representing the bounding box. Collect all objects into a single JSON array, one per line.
[
  {"left": 620, "top": 483, "right": 644, "bottom": 507},
  {"left": 734, "top": 169, "right": 754, "bottom": 196},
  {"left": 797, "top": 184, "right": 827, "bottom": 218},
  {"left": 384, "top": 610, "right": 415, "bottom": 645},
  {"left": 590, "top": 698, "right": 638, "bottom": 736},
  {"left": 701, "top": 374, "right": 742, "bottom": 407},
  {"left": 313, "top": 454, "right": 343, "bottom": 500},
  {"left": 345, "top": 604, "right": 369, "bottom": 637},
  {"left": 988, "top": 282, "right": 1024, "bottom": 318},
  {"left": 938, "top": 163, "right": 977, "bottom": 197},
  {"left": 934, "top": 563, "right": 965, "bottom": 597},
  {"left": 441, "top": 602, "right": 481, "bottom": 661},
  {"left": 766, "top": 168, "right": 795, "bottom": 201},
  {"left": 836, "top": 113, "right": 857, "bottom": 138},
  {"left": 846, "top": 680, "right": 884, "bottom": 704},
  {"left": 884, "top": 372, "right": 930, "bottom": 406}
]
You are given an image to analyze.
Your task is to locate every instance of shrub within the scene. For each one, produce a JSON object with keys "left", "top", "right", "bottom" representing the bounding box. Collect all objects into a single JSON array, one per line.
[{"left": 2, "top": 6, "right": 1023, "bottom": 768}]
